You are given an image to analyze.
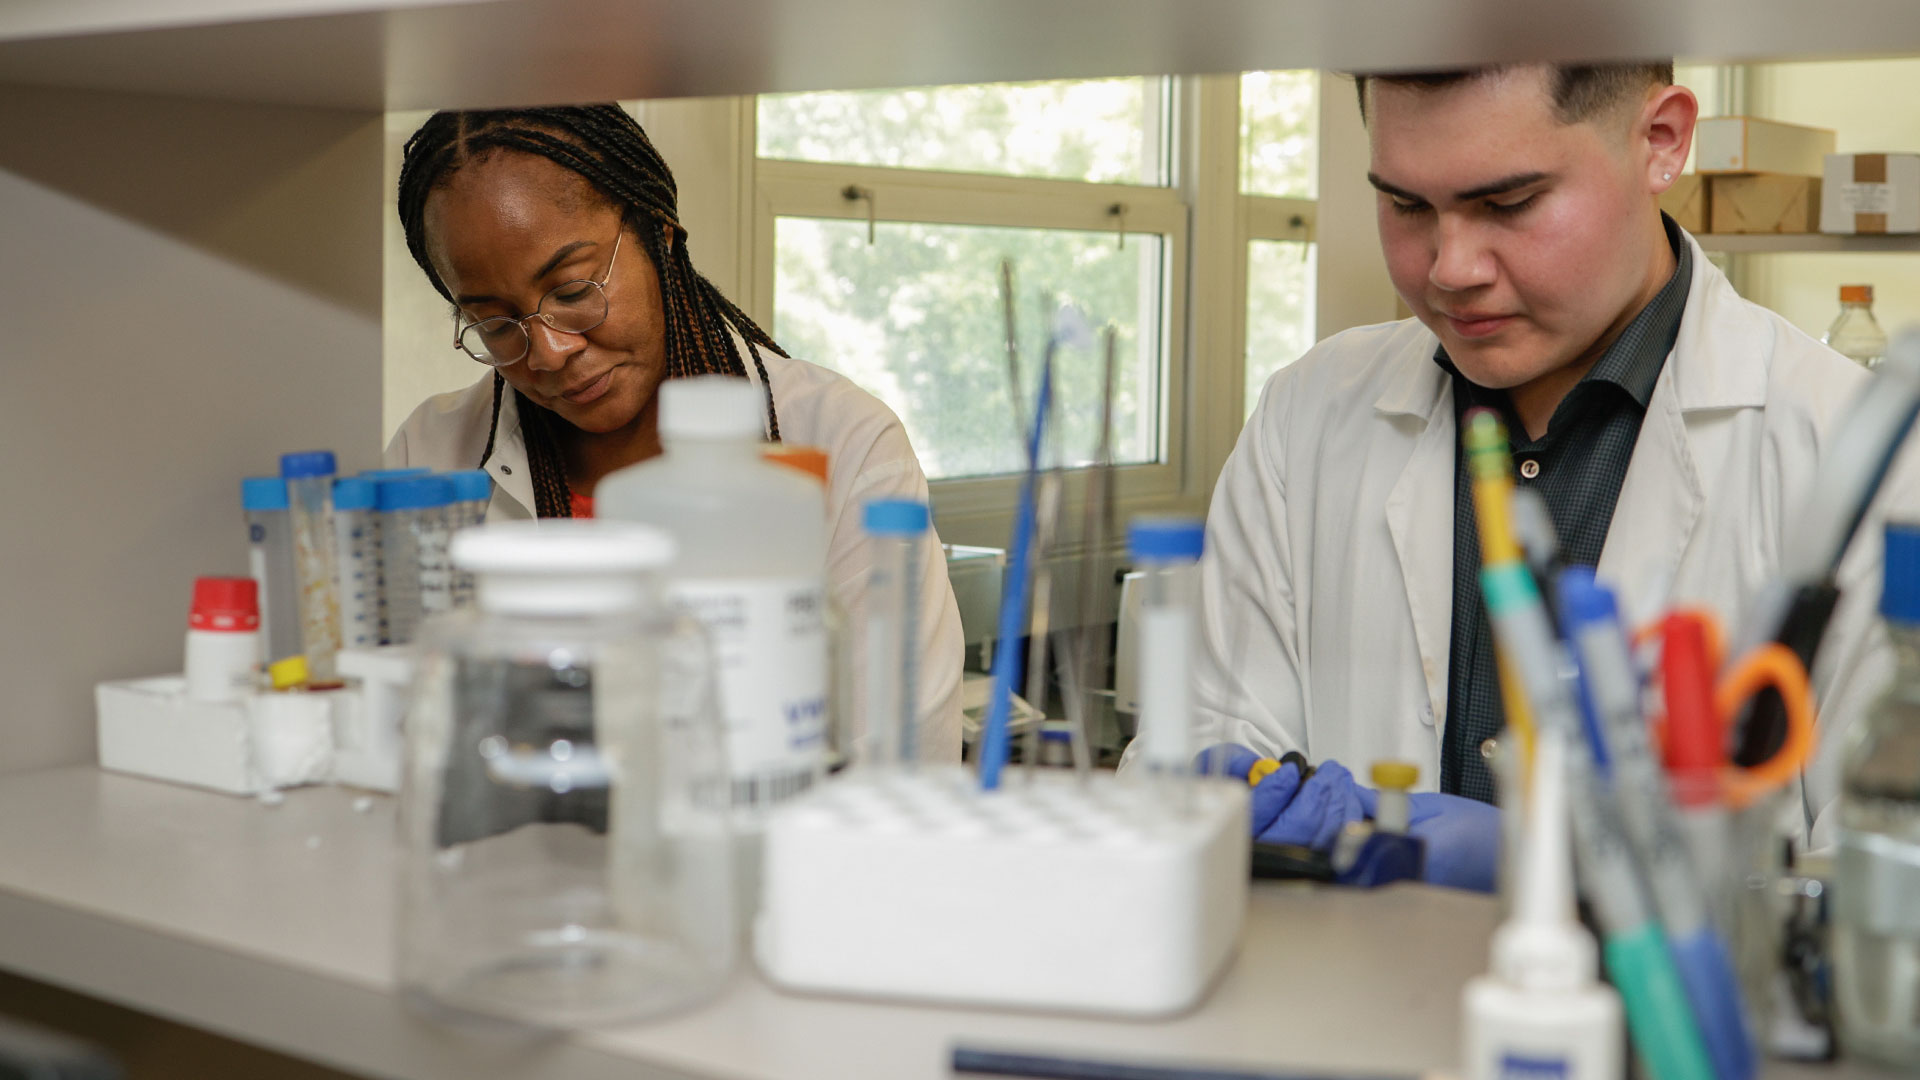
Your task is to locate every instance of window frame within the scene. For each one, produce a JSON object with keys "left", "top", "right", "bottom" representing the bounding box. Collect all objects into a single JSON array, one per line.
[{"left": 743, "top": 74, "right": 1326, "bottom": 552}]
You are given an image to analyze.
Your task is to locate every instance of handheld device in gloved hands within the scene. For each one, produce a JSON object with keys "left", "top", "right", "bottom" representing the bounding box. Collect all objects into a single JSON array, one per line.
[{"left": 1202, "top": 744, "right": 1501, "bottom": 892}]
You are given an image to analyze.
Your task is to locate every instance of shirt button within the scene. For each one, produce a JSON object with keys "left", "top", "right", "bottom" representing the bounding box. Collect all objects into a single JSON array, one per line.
[
  {"left": 1480, "top": 737, "right": 1500, "bottom": 761},
  {"left": 1519, "top": 458, "right": 1541, "bottom": 480}
]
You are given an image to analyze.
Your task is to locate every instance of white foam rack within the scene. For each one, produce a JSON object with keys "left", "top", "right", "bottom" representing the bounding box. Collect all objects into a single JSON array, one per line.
[
  {"left": 756, "top": 765, "right": 1250, "bottom": 1017},
  {"left": 94, "top": 646, "right": 412, "bottom": 796}
]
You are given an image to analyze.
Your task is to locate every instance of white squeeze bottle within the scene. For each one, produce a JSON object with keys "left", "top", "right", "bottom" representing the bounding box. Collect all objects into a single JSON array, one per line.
[{"left": 598, "top": 376, "right": 830, "bottom": 905}]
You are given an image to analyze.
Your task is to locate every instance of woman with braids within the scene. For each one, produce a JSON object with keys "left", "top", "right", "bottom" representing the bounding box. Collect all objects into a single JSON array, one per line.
[{"left": 384, "top": 104, "right": 963, "bottom": 760}]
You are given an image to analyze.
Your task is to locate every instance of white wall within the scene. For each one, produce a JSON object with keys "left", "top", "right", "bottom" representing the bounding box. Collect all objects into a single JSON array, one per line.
[
  {"left": 1742, "top": 58, "right": 1920, "bottom": 339},
  {"left": 382, "top": 99, "right": 751, "bottom": 442},
  {"left": 1314, "top": 72, "right": 1399, "bottom": 336},
  {"left": 0, "top": 85, "right": 383, "bottom": 775}
]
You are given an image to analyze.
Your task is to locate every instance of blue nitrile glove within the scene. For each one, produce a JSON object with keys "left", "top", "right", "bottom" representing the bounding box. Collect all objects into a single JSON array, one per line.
[
  {"left": 1250, "top": 760, "right": 1370, "bottom": 850},
  {"left": 1403, "top": 792, "right": 1501, "bottom": 893}
]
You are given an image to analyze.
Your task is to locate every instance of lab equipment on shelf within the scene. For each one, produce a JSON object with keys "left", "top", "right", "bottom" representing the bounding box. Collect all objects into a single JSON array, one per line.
[
  {"left": 377, "top": 475, "right": 456, "bottom": 646},
  {"left": 860, "top": 498, "right": 927, "bottom": 768},
  {"left": 331, "top": 477, "right": 377, "bottom": 649},
  {"left": 598, "top": 376, "right": 829, "bottom": 838},
  {"left": 183, "top": 577, "right": 259, "bottom": 704},
  {"left": 1823, "top": 285, "right": 1887, "bottom": 369},
  {"left": 280, "top": 451, "right": 343, "bottom": 683},
  {"left": 242, "top": 476, "right": 300, "bottom": 665},
  {"left": 1128, "top": 517, "right": 1204, "bottom": 794},
  {"left": 397, "top": 520, "right": 733, "bottom": 1029},
  {"left": 1835, "top": 520, "right": 1920, "bottom": 1066}
]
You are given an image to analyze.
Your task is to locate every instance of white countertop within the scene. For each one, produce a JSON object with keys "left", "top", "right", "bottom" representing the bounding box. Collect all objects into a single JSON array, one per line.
[{"left": 0, "top": 766, "right": 1501, "bottom": 1080}]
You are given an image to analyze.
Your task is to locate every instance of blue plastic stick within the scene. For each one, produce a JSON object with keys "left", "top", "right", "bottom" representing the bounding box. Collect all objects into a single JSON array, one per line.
[{"left": 978, "top": 360, "right": 1053, "bottom": 791}]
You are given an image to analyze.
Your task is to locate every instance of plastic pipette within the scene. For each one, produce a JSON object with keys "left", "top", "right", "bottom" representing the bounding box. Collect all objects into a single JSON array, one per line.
[{"left": 1560, "top": 571, "right": 1756, "bottom": 1080}]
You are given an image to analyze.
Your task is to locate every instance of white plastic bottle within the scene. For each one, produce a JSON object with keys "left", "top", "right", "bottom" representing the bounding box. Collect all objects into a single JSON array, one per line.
[
  {"left": 184, "top": 576, "right": 262, "bottom": 702},
  {"left": 1824, "top": 284, "right": 1888, "bottom": 369},
  {"left": 1462, "top": 728, "right": 1624, "bottom": 1080},
  {"left": 598, "top": 377, "right": 829, "bottom": 823}
]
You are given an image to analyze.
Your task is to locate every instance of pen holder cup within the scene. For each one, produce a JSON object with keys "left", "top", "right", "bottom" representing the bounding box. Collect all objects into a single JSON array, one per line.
[{"left": 1713, "top": 787, "right": 1794, "bottom": 1052}]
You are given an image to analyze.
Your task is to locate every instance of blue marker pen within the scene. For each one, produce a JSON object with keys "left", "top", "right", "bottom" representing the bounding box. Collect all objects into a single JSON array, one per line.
[{"left": 1559, "top": 570, "right": 1757, "bottom": 1080}]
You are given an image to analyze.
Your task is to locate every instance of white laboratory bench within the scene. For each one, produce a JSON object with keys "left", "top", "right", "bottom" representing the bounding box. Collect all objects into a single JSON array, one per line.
[
  {"left": 0, "top": 767, "right": 1885, "bottom": 1080},
  {"left": 0, "top": 766, "right": 1500, "bottom": 1080}
]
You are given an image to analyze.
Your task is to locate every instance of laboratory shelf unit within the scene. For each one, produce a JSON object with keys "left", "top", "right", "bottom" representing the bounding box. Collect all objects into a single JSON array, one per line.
[
  {"left": 0, "top": 767, "right": 1493, "bottom": 1080},
  {"left": 1697, "top": 234, "right": 1920, "bottom": 254}
]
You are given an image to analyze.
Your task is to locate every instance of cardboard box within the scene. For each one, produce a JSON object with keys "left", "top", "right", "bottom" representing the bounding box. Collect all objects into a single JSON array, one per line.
[
  {"left": 1660, "top": 173, "right": 1709, "bottom": 233},
  {"left": 1710, "top": 174, "right": 1822, "bottom": 234},
  {"left": 1822, "top": 152, "right": 1920, "bottom": 234},
  {"left": 1696, "top": 116, "right": 1836, "bottom": 176}
]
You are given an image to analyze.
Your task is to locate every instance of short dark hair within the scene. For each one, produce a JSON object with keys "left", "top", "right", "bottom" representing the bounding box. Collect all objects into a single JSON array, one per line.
[{"left": 1354, "top": 62, "right": 1675, "bottom": 125}]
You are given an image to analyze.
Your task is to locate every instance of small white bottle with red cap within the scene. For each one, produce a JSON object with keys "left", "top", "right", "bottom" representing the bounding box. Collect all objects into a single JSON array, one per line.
[{"left": 185, "top": 577, "right": 262, "bottom": 703}]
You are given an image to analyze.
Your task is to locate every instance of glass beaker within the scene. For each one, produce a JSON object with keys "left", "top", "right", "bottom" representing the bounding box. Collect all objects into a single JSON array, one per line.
[{"left": 397, "top": 520, "right": 734, "bottom": 1029}]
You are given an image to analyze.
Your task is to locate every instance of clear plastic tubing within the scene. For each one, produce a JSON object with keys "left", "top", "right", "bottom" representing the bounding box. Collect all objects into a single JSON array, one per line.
[
  {"left": 862, "top": 498, "right": 929, "bottom": 768},
  {"left": 280, "top": 451, "right": 343, "bottom": 682},
  {"left": 377, "top": 475, "right": 456, "bottom": 645},
  {"left": 332, "top": 476, "right": 378, "bottom": 649},
  {"left": 1129, "top": 516, "right": 1206, "bottom": 781},
  {"left": 242, "top": 477, "right": 302, "bottom": 666}
]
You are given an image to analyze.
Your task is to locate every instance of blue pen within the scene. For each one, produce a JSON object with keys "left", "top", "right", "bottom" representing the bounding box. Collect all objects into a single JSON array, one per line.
[
  {"left": 978, "top": 358, "right": 1053, "bottom": 790},
  {"left": 1559, "top": 569, "right": 1757, "bottom": 1080}
]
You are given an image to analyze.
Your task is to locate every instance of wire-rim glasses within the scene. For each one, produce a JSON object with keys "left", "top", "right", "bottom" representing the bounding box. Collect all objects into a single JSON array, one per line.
[{"left": 452, "top": 230, "right": 624, "bottom": 367}]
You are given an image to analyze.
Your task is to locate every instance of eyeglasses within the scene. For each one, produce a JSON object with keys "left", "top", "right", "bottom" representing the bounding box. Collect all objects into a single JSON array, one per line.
[{"left": 452, "top": 231, "right": 624, "bottom": 367}]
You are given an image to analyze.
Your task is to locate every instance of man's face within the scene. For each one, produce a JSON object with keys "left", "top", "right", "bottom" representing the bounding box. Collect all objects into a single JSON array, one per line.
[{"left": 1368, "top": 68, "right": 1659, "bottom": 391}]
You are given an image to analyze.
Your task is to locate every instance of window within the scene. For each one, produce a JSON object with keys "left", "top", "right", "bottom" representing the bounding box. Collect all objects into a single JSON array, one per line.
[
  {"left": 750, "top": 72, "right": 1326, "bottom": 540},
  {"left": 755, "top": 78, "right": 1179, "bottom": 485},
  {"left": 1239, "top": 71, "right": 1318, "bottom": 417}
]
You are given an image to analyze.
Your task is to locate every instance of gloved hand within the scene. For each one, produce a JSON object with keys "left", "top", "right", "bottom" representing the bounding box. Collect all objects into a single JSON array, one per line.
[
  {"left": 1200, "top": 745, "right": 1371, "bottom": 851},
  {"left": 1402, "top": 792, "right": 1501, "bottom": 894}
]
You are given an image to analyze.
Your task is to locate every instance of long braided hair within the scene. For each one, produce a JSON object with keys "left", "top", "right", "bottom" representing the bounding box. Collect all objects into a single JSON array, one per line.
[{"left": 397, "top": 105, "right": 786, "bottom": 517}]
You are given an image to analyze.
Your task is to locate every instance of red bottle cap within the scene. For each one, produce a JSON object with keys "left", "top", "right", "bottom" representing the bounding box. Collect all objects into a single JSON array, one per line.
[
  {"left": 1659, "top": 612, "right": 1723, "bottom": 805},
  {"left": 189, "top": 577, "right": 260, "bottom": 632}
]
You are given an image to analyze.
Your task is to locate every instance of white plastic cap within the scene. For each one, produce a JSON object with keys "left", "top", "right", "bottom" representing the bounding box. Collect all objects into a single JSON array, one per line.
[
  {"left": 450, "top": 520, "right": 676, "bottom": 616},
  {"left": 660, "top": 375, "right": 765, "bottom": 441}
]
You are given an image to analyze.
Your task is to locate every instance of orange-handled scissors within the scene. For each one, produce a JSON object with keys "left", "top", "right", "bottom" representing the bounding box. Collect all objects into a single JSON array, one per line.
[{"left": 1638, "top": 609, "right": 1817, "bottom": 809}]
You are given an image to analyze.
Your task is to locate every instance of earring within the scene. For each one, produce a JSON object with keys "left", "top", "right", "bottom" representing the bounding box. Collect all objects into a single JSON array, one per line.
[{"left": 1663, "top": 172, "right": 1674, "bottom": 181}]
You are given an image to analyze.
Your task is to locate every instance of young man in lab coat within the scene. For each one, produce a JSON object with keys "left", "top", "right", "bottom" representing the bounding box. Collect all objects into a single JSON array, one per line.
[{"left": 1188, "top": 63, "right": 1897, "bottom": 889}]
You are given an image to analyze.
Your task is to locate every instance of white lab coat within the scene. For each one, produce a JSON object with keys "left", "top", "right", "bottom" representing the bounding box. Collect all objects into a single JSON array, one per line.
[
  {"left": 1183, "top": 231, "right": 1914, "bottom": 844},
  {"left": 384, "top": 338, "right": 966, "bottom": 762}
]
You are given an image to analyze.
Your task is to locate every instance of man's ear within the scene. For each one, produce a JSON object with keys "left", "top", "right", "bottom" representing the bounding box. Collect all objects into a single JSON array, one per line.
[{"left": 1644, "top": 85, "right": 1699, "bottom": 195}]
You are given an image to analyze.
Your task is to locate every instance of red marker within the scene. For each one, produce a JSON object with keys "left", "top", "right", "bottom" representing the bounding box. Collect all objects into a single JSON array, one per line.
[{"left": 1659, "top": 612, "right": 1723, "bottom": 806}]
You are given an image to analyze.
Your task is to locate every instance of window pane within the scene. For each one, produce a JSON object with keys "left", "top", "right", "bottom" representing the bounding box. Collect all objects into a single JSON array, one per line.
[
  {"left": 774, "top": 217, "right": 1164, "bottom": 480},
  {"left": 1245, "top": 240, "right": 1316, "bottom": 417},
  {"left": 1241, "top": 71, "right": 1318, "bottom": 198},
  {"left": 757, "top": 79, "right": 1168, "bottom": 185}
]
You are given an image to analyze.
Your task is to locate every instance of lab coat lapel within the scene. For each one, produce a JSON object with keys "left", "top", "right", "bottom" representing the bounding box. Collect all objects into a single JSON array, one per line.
[
  {"left": 489, "top": 390, "right": 539, "bottom": 518},
  {"left": 1379, "top": 361, "right": 1457, "bottom": 728},
  {"left": 1597, "top": 359, "right": 1702, "bottom": 607}
]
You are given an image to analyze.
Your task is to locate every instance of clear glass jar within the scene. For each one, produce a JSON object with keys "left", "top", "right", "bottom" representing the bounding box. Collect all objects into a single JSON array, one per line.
[
  {"left": 397, "top": 520, "right": 735, "bottom": 1029},
  {"left": 1823, "top": 284, "right": 1888, "bottom": 369}
]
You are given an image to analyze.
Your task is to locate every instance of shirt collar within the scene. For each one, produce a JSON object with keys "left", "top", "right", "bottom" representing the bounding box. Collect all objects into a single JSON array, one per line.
[{"left": 1432, "top": 212, "right": 1690, "bottom": 412}]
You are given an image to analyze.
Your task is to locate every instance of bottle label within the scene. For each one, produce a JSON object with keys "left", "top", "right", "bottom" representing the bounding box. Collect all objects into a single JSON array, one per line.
[{"left": 671, "top": 577, "right": 827, "bottom": 814}]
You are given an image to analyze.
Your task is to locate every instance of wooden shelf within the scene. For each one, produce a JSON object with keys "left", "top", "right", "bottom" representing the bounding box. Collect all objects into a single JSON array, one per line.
[{"left": 1696, "top": 233, "right": 1920, "bottom": 254}]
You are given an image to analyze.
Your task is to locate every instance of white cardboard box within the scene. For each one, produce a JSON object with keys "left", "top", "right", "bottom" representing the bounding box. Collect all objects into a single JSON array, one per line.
[
  {"left": 1695, "top": 116, "right": 1835, "bottom": 176},
  {"left": 1822, "top": 152, "right": 1920, "bottom": 234}
]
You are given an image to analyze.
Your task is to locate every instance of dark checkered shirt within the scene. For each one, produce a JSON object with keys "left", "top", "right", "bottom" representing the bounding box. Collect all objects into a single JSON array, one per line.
[{"left": 1439, "top": 215, "right": 1691, "bottom": 802}]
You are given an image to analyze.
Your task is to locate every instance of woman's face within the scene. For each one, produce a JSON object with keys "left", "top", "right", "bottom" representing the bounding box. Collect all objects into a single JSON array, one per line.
[{"left": 423, "top": 150, "right": 668, "bottom": 435}]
